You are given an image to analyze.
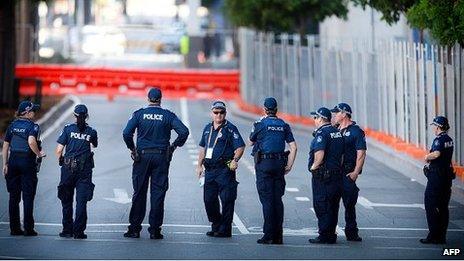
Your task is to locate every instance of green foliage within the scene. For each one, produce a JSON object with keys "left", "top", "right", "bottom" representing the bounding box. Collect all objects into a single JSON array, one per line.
[
  {"left": 224, "top": 0, "right": 349, "bottom": 34},
  {"left": 407, "top": 0, "right": 464, "bottom": 45},
  {"left": 351, "top": 0, "right": 417, "bottom": 24}
]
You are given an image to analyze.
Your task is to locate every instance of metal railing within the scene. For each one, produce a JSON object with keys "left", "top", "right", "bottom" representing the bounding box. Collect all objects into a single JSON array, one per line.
[{"left": 239, "top": 28, "right": 463, "bottom": 166}]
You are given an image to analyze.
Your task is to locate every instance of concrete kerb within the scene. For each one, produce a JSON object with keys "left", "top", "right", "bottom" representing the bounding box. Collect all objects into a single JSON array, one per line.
[{"left": 229, "top": 101, "right": 464, "bottom": 206}]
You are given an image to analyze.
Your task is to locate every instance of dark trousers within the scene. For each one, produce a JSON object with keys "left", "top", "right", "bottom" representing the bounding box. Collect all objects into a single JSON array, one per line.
[
  {"left": 255, "top": 158, "right": 286, "bottom": 241},
  {"left": 203, "top": 166, "right": 238, "bottom": 235},
  {"left": 424, "top": 170, "right": 452, "bottom": 241},
  {"left": 58, "top": 166, "right": 95, "bottom": 234},
  {"left": 311, "top": 175, "right": 342, "bottom": 241},
  {"left": 5, "top": 154, "right": 37, "bottom": 232},
  {"left": 342, "top": 174, "right": 360, "bottom": 236},
  {"left": 128, "top": 152, "right": 169, "bottom": 234}
]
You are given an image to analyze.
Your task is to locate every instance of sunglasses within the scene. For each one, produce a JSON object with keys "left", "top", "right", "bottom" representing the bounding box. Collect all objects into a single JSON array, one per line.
[{"left": 213, "top": 110, "right": 226, "bottom": 115}]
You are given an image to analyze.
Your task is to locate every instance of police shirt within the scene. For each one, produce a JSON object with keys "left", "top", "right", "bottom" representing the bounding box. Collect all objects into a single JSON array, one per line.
[
  {"left": 57, "top": 123, "right": 98, "bottom": 157},
  {"left": 123, "top": 105, "right": 189, "bottom": 151},
  {"left": 429, "top": 132, "right": 454, "bottom": 169},
  {"left": 4, "top": 118, "right": 40, "bottom": 153},
  {"left": 249, "top": 116, "right": 295, "bottom": 155},
  {"left": 340, "top": 122, "right": 367, "bottom": 165},
  {"left": 308, "top": 124, "right": 344, "bottom": 171},
  {"left": 199, "top": 120, "right": 245, "bottom": 163}
]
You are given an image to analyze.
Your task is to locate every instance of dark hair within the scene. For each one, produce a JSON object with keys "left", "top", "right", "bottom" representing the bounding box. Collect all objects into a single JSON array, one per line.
[
  {"left": 76, "top": 114, "right": 87, "bottom": 132},
  {"left": 265, "top": 108, "right": 277, "bottom": 116},
  {"left": 440, "top": 123, "right": 450, "bottom": 132}
]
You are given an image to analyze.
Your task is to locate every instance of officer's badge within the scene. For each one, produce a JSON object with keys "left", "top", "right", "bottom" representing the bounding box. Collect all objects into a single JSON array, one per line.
[
  {"left": 345, "top": 131, "right": 351, "bottom": 136},
  {"left": 218, "top": 132, "right": 223, "bottom": 138},
  {"left": 34, "top": 125, "right": 39, "bottom": 132},
  {"left": 434, "top": 140, "right": 440, "bottom": 146},
  {"left": 233, "top": 133, "right": 239, "bottom": 139},
  {"left": 317, "top": 136, "right": 322, "bottom": 143}
]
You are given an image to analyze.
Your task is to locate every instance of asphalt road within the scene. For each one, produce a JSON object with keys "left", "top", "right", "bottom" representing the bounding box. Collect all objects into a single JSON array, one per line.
[{"left": 0, "top": 95, "right": 463, "bottom": 259}]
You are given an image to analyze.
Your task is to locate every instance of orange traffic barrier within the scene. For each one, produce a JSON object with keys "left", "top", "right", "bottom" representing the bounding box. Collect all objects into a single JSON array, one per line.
[{"left": 16, "top": 64, "right": 240, "bottom": 100}]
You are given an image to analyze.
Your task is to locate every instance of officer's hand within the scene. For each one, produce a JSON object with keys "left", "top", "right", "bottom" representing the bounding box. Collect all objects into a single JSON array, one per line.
[
  {"left": 2, "top": 165, "right": 7, "bottom": 177},
  {"left": 347, "top": 172, "right": 358, "bottom": 181},
  {"left": 284, "top": 165, "right": 292, "bottom": 175},
  {"left": 229, "top": 160, "right": 238, "bottom": 171},
  {"left": 196, "top": 165, "right": 204, "bottom": 178}
]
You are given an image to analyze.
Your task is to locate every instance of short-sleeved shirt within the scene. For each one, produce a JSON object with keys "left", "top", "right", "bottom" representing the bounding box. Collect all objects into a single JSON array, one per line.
[
  {"left": 308, "top": 123, "right": 344, "bottom": 171},
  {"left": 4, "top": 118, "right": 40, "bottom": 153},
  {"left": 199, "top": 120, "right": 245, "bottom": 163},
  {"left": 429, "top": 132, "right": 454, "bottom": 169},
  {"left": 122, "top": 105, "right": 190, "bottom": 151},
  {"left": 249, "top": 116, "right": 294, "bottom": 155},
  {"left": 340, "top": 122, "right": 367, "bottom": 165},
  {"left": 57, "top": 123, "right": 98, "bottom": 158}
]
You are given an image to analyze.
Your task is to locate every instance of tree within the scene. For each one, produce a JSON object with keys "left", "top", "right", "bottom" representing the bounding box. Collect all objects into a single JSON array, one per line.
[
  {"left": 352, "top": 0, "right": 463, "bottom": 46},
  {"left": 406, "top": 0, "right": 464, "bottom": 46},
  {"left": 224, "top": 0, "right": 349, "bottom": 36}
]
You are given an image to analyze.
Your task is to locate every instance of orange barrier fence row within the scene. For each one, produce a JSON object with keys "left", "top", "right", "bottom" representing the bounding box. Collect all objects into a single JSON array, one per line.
[
  {"left": 16, "top": 64, "right": 240, "bottom": 100},
  {"left": 237, "top": 97, "right": 464, "bottom": 178}
]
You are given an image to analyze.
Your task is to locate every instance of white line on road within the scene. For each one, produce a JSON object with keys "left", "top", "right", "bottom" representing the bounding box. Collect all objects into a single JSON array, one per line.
[
  {"left": 0, "top": 256, "right": 25, "bottom": 260},
  {"left": 103, "top": 188, "right": 132, "bottom": 204},
  {"left": 233, "top": 212, "right": 250, "bottom": 234},
  {"left": 286, "top": 187, "right": 299, "bottom": 192},
  {"left": 358, "top": 196, "right": 425, "bottom": 209},
  {"left": 0, "top": 222, "right": 225, "bottom": 228},
  {"left": 295, "top": 197, "right": 310, "bottom": 202},
  {"left": 40, "top": 95, "right": 81, "bottom": 140}
]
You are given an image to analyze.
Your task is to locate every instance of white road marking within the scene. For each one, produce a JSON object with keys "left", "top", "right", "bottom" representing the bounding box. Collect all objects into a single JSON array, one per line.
[
  {"left": 370, "top": 235, "right": 422, "bottom": 239},
  {"left": 310, "top": 207, "right": 316, "bottom": 214},
  {"left": 295, "top": 197, "right": 310, "bottom": 202},
  {"left": 103, "top": 189, "right": 132, "bottom": 204},
  {"left": 358, "top": 196, "right": 425, "bottom": 209},
  {"left": 233, "top": 212, "right": 250, "bottom": 234},
  {"left": 0, "top": 222, "right": 223, "bottom": 228},
  {"left": 180, "top": 98, "right": 191, "bottom": 129},
  {"left": 410, "top": 178, "right": 416, "bottom": 182},
  {"left": 0, "top": 256, "right": 25, "bottom": 260},
  {"left": 285, "top": 187, "right": 299, "bottom": 192}
]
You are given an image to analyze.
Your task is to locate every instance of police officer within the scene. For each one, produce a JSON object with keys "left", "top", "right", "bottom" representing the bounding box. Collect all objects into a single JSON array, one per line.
[
  {"left": 196, "top": 101, "right": 245, "bottom": 238},
  {"left": 308, "top": 107, "right": 344, "bottom": 244},
  {"left": 249, "top": 97, "right": 297, "bottom": 244},
  {"left": 420, "top": 116, "right": 454, "bottom": 244},
  {"left": 331, "top": 103, "right": 366, "bottom": 241},
  {"left": 56, "top": 104, "right": 98, "bottom": 239},
  {"left": 123, "top": 88, "right": 189, "bottom": 239},
  {"left": 2, "top": 100, "right": 45, "bottom": 236}
]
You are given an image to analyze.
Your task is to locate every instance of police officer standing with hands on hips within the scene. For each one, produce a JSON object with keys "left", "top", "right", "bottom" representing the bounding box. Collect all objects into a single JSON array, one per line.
[
  {"left": 308, "top": 107, "right": 344, "bottom": 244},
  {"left": 331, "top": 103, "right": 366, "bottom": 241},
  {"left": 123, "top": 87, "right": 189, "bottom": 239},
  {"left": 421, "top": 116, "right": 455, "bottom": 244},
  {"left": 249, "top": 97, "right": 297, "bottom": 244},
  {"left": 196, "top": 101, "right": 245, "bottom": 238},
  {"left": 55, "top": 104, "right": 98, "bottom": 239},
  {"left": 2, "top": 100, "right": 45, "bottom": 236}
]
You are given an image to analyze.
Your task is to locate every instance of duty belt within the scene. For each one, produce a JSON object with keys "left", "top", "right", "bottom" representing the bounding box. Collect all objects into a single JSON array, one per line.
[
  {"left": 140, "top": 148, "right": 165, "bottom": 154},
  {"left": 260, "top": 153, "right": 287, "bottom": 160},
  {"left": 204, "top": 159, "right": 228, "bottom": 170}
]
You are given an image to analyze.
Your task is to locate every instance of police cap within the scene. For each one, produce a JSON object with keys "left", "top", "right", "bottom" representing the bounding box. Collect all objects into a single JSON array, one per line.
[
  {"left": 330, "top": 102, "right": 352, "bottom": 114},
  {"left": 148, "top": 87, "right": 162, "bottom": 101},
  {"left": 18, "top": 100, "right": 40, "bottom": 115},
  {"left": 264, "top": 97, "right": 277, "bottom": 110},
  {"left": 310, "top": 107, "right": 331, "bottom": 121}
]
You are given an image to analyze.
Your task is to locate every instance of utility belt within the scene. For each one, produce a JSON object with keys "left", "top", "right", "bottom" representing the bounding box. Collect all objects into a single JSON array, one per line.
[
  {"left": 139, "top": 148, "right": 165, "bottom": 154},
  {"left": 132, "top": 146, "right": 175, "bottom": 163},
  {"left": 311, "top": 167, "right": 341, "bottom": 181},
  {"left": 254, "top": 151, "right": 289, "bottom": 164},
  {"left": 204, "top": 159, "right": 230, "bottom": 171},
  {"left": 60, "top": 152, "right": 94, "bottom": 172},
  {"left": 423, "top": 165, "right": 456, "bottom": 180},
  {"left": 10, "top": 150, "right": 34, "bottom": 157}
]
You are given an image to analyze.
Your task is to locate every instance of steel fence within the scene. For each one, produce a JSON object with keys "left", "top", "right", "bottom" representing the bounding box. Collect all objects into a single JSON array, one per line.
[{"left": 239, "top": 28, "right": 463, "bottom": 166}]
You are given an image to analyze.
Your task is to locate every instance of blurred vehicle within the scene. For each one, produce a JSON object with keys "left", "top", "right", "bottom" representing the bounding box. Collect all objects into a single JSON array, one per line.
[{"left": 81, "top": 25, "right": 126, "bottom": 56}]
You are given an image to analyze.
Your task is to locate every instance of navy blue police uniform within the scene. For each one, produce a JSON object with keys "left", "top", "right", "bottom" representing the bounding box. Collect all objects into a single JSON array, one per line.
[
  {"left": 250, "top": 97, "right": 295, "bottom": 244},
  {"left": 308, "top": 107, "right": 344, "bottom": 243},
  {"left": 331, "top": 103, "right": 366, "bottom": 240},
  {"left": 57, "top": 104, "right": 98, "bottom": 239},
  {"left": 199, "top": 105, "right": 245, "bottom": 237},
  {"left": 422, "top": 116, "right": 454, "bottom": 244},
  {"left": 123, "top": 88, "right": 189, "bottom": 238},
  {"left": 4, "top": 101, "right": 41, "bottom": 236}
]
